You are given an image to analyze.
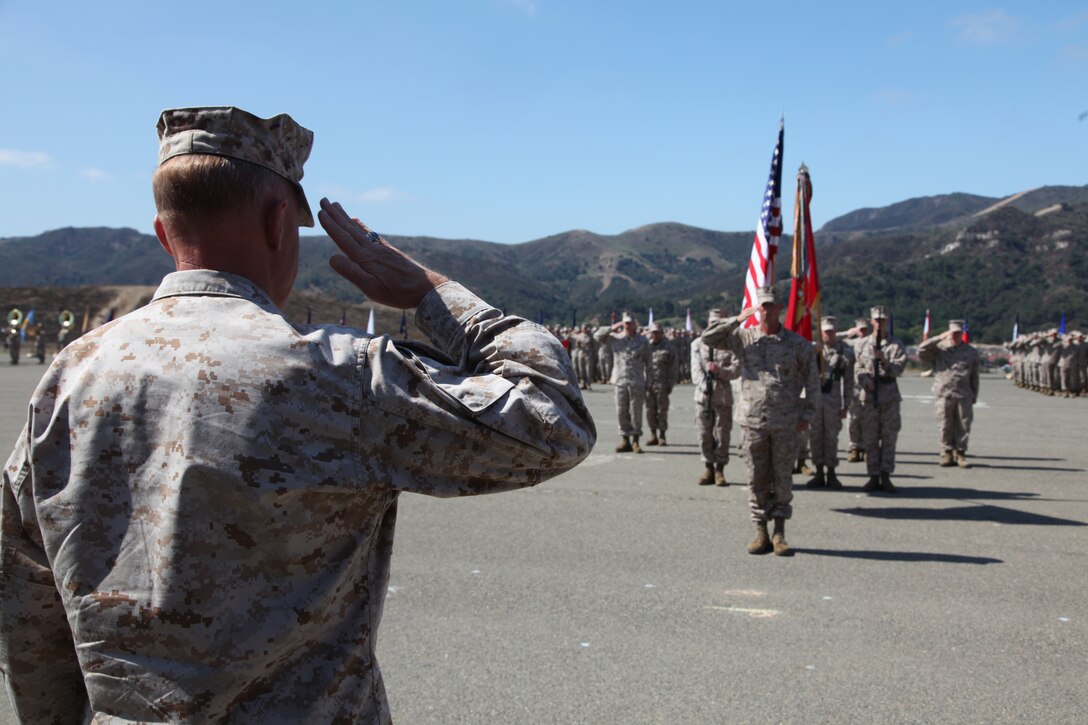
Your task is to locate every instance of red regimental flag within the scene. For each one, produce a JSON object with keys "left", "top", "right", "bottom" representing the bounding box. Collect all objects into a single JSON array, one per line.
[{"left": 785, "top": 164, "right": 818, "bottom": 341}]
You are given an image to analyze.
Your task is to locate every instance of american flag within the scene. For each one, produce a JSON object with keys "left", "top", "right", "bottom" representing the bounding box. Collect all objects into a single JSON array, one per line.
[{"left": 741, "top": 119, "right": 785, "bottom": 327}]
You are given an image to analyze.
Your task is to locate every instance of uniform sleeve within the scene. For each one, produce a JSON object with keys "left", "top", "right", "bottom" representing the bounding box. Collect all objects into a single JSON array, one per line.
[
  {"left": 690, "top": 343, "right": 706, "bottom": 392},
  {"left": 917, "top": 336, "right": 940, "bottom": 365},
  {"left": 358, "top": 282, "right": 596, "bottom": 497},
  {"left": 841, "top": 347, "right": 855, "bottom": 411},
  {"left": 800, "top": 343, "right": 819, "bottom": 424},
  {"left": 1, "top": 428, "right": 89, "bottom": 723},
  {"left": 884, "top": 341, "right": 908, "bottom": 378},
  {"left": 970, "top": 351, "right": 980, "bottom": 404},
  {"left": 718, "top": 351, "right": 741, "bottom": 381},
  {"left": 701, "top": 317, "right": 744, "bottom": 358}
]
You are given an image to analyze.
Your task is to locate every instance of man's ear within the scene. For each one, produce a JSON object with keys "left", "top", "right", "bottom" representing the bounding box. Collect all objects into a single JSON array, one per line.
[
  {"left": 266, "top": 198, "right": 289, "bottom": 251},
  {"left": 153, "top": 215, "right": 175, "bottom": 258}
]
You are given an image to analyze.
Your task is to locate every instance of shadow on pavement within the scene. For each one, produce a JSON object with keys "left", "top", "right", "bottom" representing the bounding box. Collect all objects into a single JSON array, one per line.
[
  {"left": 796, "top": 548, "right": 1003, "bottom": 565},
  {"left": 833, "top": 504, "right": 1087, "bottom": 526},
  {"left": 883, "top": 486, "right": 1040, "bottom": 501}
]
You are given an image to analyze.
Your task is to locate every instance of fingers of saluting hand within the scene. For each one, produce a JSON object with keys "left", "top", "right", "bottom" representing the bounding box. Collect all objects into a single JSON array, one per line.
[{"left": 318, "top": 198, "right": 383, "bottom": 258}]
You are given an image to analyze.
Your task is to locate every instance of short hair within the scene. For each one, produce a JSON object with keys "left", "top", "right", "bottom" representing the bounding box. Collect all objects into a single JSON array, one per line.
[{"left": 152, "top": 154, "right": 288, "bottom": 223}]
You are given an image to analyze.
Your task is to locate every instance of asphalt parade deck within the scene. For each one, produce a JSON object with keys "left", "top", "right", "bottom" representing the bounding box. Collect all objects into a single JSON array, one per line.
[{"left": 2, "top": 362, "right": 1085, "bottom": 723}]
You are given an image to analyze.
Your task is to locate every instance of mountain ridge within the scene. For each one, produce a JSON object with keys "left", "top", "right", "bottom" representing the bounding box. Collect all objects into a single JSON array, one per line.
[{"left": 3, "top": 184, "right": 1085, "bottom": 344}]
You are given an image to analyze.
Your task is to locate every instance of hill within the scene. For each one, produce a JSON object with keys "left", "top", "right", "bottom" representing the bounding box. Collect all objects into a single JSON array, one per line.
[{"left": 2, "top": 183, "right": 1086, "bottom": 343}]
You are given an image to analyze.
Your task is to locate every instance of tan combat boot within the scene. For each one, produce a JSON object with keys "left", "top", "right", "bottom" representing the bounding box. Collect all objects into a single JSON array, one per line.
[
  {"left": 939, "top": 450, "right": 954, "bottom": 467},
  {"left": 772, "top": 518, "right": 793, "bottom": 556},
  {"left": 955, "top": 450, "right": 970, "bottom": 468},
  {"left": 645, "top": 430, "right": 659, "bottom": 446},
  {"left": 846, "top": 448, "right": 861, "bottom": 463},
  {"left": 698, "top": 463, "right": 715, "bottom": 486},
  {"left": 615, "top": 436, "right": 632, "bottom": 453},
  {"left": 631, "top": 437, "right": 643, "bottom": 454},
  {"left": 714, "top": 463, "right": 727, "bottom": 486},
  {"left": 748, "top": 521, "right": 772, "bottom": 555},
  {"left": 658, "top": 433, "right": 667, "bottom": 447}
]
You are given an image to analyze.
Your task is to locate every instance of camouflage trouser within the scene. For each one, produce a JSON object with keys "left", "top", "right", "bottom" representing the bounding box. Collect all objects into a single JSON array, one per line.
[
  {"left": 1043, "top": 365, "right": 1058, "bottom": 392},
  {"left": 847, "top": 396, "right": 863, "bottom": 452},
  {"left": 937, "top": 396, "right": 972, "bottom": 453},
  {"left": 598, "top": 350, "right": 613, "bottom": 383},
  {"left": 575, "top": 350, "right": 596, "bottom": 387},
  {"left": 810, "top": 394, "right": 843, "bottom": 467},
  {"left": 645, "top": 387, "right": 671, "bottom": 433},
  {"left": 696, "top": 402, "right": 732, "bottom": 465},
  {"left": 860, "top": 400, "right": 901, "bottom": 475},
  {"left": 741, "top": 425, "right": 797, "bottom": 523},
  {"left": 796, "top": 428, "right": 810, "bottom": 459},
  {"left": 1059, "top": 367, "right": 1077, "bottom": 394},
  {"left": 615, "top": 384, "right": 645, "bottom": 438}
]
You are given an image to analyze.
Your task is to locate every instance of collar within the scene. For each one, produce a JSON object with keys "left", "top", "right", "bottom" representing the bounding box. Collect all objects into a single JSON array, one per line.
[{"left": 152, "top": 269, "right": 277, "bottom": 310}]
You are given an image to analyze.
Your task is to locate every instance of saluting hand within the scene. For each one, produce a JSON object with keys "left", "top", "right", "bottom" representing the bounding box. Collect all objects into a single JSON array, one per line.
[{"left": 318, "top": 198, "right": 448, "bottom": 309}]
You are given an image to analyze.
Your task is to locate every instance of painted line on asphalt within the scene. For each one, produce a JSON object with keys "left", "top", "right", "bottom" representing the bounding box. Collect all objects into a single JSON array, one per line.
[{"left": 705, "top": 605, "right": 783, "bottom": 613}]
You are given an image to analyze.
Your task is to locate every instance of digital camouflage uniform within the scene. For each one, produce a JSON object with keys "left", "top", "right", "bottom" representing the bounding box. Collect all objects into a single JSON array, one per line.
[
  {"left": 1, "top": 102, "right": 595, "bottom": 724},
  {"left": 853, "top": 332, "right": 908, "bottom": 480},
  {"left": 703, "top": 316, "right": 818, "bottom": 524},
  {"left": 918, "top": 333, "right": 980, "bottom": 459},
  {"left": 810, "top": 339, "right": 854, "bottom": 469},
  {"left": 569, "top": 326, "right": 598, "bottom": 390},
  {"left": 839, "top": 324, "right": 869, "bottom": 460},
  {"left": 691, "top": 337, "right": 740, "bottom": 467},
  {"left": 1057, "top": 335, "right": 1080, "bottom": 397},
  {"left": 0, "top": 271, "right": 595, "bottom": 723},
  {"left": 595, "top": 326, "right": 650, "bottom": 440},
  {"left": 645, "top": 335, "right": 680, "bottom": 440}
]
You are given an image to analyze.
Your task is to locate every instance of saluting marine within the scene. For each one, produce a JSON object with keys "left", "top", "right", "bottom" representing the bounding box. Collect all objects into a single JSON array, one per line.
[
  {"left": 853, "top": 306, "right": 907, "bottom": 493},
  {"left": 917, "top": 319, "right": 980, "bottom": 467},
  {"left": 691, "top": 309, "right": 741, "bottom": 486}
]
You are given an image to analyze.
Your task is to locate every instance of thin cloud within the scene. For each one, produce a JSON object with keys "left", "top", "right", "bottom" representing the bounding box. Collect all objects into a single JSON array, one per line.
[
  {"left": 949, "top": 11, "right": 1021, "bottom": 46},
  {"left": 357, "top": 187, "right": 401, "bottom": 204},
  {"left": 874, "top": 87, "right": 911, "bottom": 107},
  {"left": 0, "top": 149, "right": 50, "bottom": 167},
  {"left": 1062, "top": 45, "right": 1088, "bottom": 63},
  {"left": 1054, "top": 11, "right": 1088, "bottom": 32},
  {"left": 887, "top": 31, "right": 912, "bottom": 48},
  {"left": 80, "top": 168, "right": 109, "bottom": 181},
  {"left": 502, "top": 0, "right": 537, "bottom": 16}
]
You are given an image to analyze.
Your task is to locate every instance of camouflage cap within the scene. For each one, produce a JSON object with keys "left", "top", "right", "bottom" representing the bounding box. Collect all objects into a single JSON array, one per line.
[
  {"left": 870, "top": 305, "right": 890, "bottom": 320},
  {"left": 854, "top": 317, "right": 872, "bottom": 329},
  {"left": 820, "top": 316, "right": 838, "bottom": 331},
  {"left": 707, "top": 308, "right": 724, "bottom": 324},
  {"left": 622, "top": 312, "right": 636, "bottom": 323},
  {"left": 948, "top": 319, "right": 965, "bottom": 332},
  {"left": 156, "top": 106, "right": 315, "bottom": 226},
  {"left": 648, "top": 322, "right": 662, "bottom": 333},
  {"left": 756, "top": 284, "right": 783, "bottom": 305}
]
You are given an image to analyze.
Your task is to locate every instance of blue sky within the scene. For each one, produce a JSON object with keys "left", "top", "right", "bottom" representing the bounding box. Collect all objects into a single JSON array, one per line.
[{"left": 1, "top": 1, "right": 1085, "bottom": 243}]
